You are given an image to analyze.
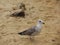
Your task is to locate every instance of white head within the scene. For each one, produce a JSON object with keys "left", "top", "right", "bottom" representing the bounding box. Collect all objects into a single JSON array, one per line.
[
  {"left": 37, "top": 19, "right": 45, "bottom": 24},
  {"left": 36, "top": 19, "right": 45, "bottom": 31}
]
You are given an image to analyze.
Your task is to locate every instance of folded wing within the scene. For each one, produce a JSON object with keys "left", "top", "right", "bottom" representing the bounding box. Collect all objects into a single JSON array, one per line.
[{"left": 18, "top": 26, "right": 36, "bottom": 35}]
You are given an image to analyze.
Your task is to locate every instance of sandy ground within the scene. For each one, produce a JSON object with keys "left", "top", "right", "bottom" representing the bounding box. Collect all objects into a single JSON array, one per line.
[{"left": 0, "top": 0, "right": 60, "bottom": 45}]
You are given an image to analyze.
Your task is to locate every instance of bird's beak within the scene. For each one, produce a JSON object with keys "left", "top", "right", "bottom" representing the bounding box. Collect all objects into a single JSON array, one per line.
[{"left": 43, "top": 22, "right": 45, "bottom": 24}]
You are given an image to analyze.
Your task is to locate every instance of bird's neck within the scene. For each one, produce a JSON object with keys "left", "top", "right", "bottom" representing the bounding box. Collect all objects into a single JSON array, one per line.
[{"left": 36, "top": 23, "right": 42, "bottom": 30}]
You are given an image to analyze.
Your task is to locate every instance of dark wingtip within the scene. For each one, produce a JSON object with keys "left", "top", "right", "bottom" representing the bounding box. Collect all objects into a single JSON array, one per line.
[
  {"left": 18, "top": 32, "right": 21, "bottom": 34},
  {"left": 18, "top": 32, "right": 24, "bottom": 35}
]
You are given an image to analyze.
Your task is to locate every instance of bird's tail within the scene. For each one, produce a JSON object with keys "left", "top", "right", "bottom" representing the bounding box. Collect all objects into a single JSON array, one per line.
[{"left": 18, "top": 32, "right": 25, "bottom": 35}]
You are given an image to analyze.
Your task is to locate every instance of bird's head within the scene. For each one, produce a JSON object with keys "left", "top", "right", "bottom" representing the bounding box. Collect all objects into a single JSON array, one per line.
[{"left": 38, "top": 19, "right": 45, "bottom": 24}]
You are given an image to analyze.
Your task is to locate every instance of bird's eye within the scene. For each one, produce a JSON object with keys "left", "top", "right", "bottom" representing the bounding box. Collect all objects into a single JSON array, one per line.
[{"left": 39, "top": 21, "right": 41, "bottom": 22}]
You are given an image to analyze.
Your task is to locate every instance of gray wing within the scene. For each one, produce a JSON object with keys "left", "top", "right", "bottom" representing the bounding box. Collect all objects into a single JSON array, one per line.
[{"left": 18, "top": 26, "right": 36, "bottom": 35}]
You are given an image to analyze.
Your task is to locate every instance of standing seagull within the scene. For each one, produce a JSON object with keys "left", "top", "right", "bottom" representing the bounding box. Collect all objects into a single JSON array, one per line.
[{"left": 18, "top": 19, "right": 45, "bottom": 39}]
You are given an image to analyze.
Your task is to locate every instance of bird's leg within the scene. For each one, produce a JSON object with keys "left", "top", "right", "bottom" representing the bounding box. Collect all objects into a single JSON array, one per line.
[
  {"left": 30, "top": 36, "right": 32, "bottom": 40},
  {"left": 29, "top": 36, "right": 34, "bottom": 40}
]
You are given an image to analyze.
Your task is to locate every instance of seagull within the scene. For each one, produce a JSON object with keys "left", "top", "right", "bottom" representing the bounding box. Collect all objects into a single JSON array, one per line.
[{"left": 18, "top": 19, "right": 45, "bottom": 39}]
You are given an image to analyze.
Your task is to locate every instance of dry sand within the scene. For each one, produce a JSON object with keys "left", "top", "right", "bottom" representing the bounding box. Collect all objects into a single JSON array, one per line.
[{"left": 0, "top": 0, "right": 60, "bottom": 45}]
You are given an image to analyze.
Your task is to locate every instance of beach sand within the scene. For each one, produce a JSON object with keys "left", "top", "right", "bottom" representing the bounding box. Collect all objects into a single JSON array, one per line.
[{"left": 0, "top": 0, "right": 60, "bottom": 45}]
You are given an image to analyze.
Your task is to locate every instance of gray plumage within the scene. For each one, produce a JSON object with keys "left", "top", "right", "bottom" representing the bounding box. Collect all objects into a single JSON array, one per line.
[
  {"left": 18, "top": 26, "right": 36, "bottom": 35},
  {"left": 18, "top": 19, "right": 45, "bottom": 36}
]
